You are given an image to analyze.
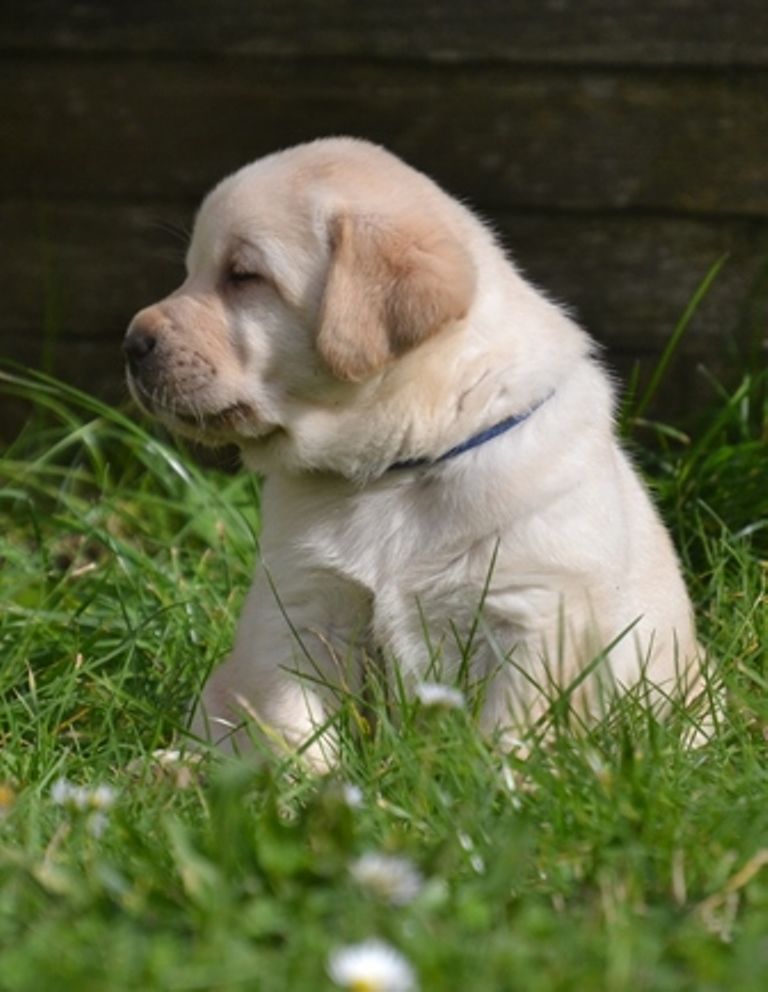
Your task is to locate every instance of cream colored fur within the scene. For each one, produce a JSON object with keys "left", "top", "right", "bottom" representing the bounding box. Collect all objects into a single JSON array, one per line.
[{"left": 125, "top": 138, "right": 705, "bottom": 769}]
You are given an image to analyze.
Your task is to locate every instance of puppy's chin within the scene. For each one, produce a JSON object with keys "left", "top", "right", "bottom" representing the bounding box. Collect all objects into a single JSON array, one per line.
[
  {"left": 162, "top": 403, "right": 267, "bottom": 444},
  {"left": 127, "top": 372, "right": 279, "bottom": 447}
]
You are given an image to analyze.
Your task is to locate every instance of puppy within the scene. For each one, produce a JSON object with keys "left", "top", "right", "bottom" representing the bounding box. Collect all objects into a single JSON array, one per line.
[{"left": 124, "top": 137, "right": 705, "bottom": 769}]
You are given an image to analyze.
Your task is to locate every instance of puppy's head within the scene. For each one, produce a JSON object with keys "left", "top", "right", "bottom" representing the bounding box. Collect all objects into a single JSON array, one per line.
[{"left": 124, "top": 138, "right": 476, "bottom": 459}]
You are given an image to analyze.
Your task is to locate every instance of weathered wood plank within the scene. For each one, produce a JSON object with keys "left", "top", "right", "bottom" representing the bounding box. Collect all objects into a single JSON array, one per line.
[
  {"left": 506, "top": 214, "right": 768, "bottom": 357},
  {"left": 3, "top": 201, "right": 765, "bottom": 370},
  {"left": 3, "top": 60, "right": 768, "bottom": 216},
  {"left": 1, "top": 202, "right": 187, "bottom": 353},
  {"left": 3, "top": 0, "right": 768, "bottom": 67},
  {"left": 3, "top": 206, "right": 762, "bottom": 440}
]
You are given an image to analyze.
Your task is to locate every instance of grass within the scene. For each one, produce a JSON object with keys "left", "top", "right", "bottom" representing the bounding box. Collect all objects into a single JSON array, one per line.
[{"left": 0, "top": 362, "right": 766, "bottom": 991}]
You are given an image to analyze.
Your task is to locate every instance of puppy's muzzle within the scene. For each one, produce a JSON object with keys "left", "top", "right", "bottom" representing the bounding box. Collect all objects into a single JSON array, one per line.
[{"left": 123, "top": 308, "right": 222, "bottom": 425}]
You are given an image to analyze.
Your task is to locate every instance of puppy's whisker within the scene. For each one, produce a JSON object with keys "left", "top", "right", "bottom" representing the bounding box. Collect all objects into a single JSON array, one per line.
[{"left": 147, "top": 218, "right": 192, "bottom": 248}]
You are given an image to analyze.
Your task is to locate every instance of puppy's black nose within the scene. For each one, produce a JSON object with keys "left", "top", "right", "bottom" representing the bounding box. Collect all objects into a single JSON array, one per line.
[{"left": 123, "top": 325, "right": 157, "bottom": 369}]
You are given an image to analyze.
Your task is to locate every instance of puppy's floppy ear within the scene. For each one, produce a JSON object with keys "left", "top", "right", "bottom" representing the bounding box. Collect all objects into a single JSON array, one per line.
[{"left": 317, "top": 211, "right": 476, "bottom": 381}]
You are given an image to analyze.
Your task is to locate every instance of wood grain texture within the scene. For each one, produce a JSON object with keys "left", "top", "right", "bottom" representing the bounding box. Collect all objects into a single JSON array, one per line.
[
  {"left": 4, "top": 202, "right": 762, "bottom": 439},
  {"left": 2, "top": 5, "right": 766, "bottom": 432},
  {"left": 3, "top": 200, "right": 764, "bottom": 368},
  {"left": 3, "top": 1, "right": 768, "bottom": 67},
  {"left": 3, "top": 59, "right": 768, "bottom": 216}
]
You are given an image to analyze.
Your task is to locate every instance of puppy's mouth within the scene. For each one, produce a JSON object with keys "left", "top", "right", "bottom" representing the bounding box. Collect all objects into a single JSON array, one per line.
[
  {"left": 172, "top": 401, "right": 255, "bottom": 431},
  {"left": 128, "top": 376, "right": 278, "bottom": 444},
  {"left": 160, "top": 399, "right": 280, "bottom": 445}
]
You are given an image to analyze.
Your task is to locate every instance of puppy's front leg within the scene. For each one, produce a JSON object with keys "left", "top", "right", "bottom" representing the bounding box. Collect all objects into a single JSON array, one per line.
[{"left": 190, "top": 565, "right": 369, "bottom": 772}]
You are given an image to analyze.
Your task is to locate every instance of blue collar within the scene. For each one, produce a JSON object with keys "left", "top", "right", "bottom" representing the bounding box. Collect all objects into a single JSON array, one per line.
[{"left": 389, "top": 391, "right": 552, "bottom": 472}]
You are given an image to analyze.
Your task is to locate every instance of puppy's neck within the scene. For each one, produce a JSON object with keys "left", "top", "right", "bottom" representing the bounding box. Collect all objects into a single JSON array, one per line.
[
  {"left": 387, "top": 389, "right": 554, "bottom": 472},
  {"left": 243, "top": 288, "right": 596, "bottom": 484}
]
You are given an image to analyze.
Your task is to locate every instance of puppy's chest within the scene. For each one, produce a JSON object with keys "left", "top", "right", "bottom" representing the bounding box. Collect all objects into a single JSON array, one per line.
[
  {"left": 304, "top": 492, "right": 527, "bottom": 623},
  {"left": 304, "top": 507, "right": 562, "bottom": 670},
  {"left": 304, "top": 491, "right": 452, "bottom": 591},
  {"left": 261, "top": 480, "right": 576, "bottom": 680}
]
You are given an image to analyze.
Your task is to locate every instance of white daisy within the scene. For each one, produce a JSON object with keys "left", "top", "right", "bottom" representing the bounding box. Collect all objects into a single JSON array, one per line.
[
  {"left": 51, "top": 777, "right": 76, "bottom": 807},
  {"left": 127, "top": 748, "right": 203, "bottom": 789},
  {"left": 86, "top": 810, "right": 109, "bottom": 838},
  {"left": 341, "top": 783, "right": 364, "bottom": 809},
  {"left": 51, "top": 777, "right": 117, "bottom": 834},
  {"left": 328, "top": 939, "right": 417, "bottom": 992},
  {"left": 350, "top": 852, "right": 423, "bottom": 905},
  {"left": 413, "top": 682, "right": 465, "bottom": 710},
  {"left": 89, "top": 784, "right": 117, "bottom": 810},
  {"left": 152, "top": 748, "right": 184, "bottom": 766},
  {"left": 52, "top": 778, "right": 108, "bottom": 810}
]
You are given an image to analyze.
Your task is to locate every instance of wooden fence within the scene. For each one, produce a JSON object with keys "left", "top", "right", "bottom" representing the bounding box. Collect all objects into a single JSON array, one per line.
[{"left": 2, "top": 1, "right": 767, "bottom": 437}]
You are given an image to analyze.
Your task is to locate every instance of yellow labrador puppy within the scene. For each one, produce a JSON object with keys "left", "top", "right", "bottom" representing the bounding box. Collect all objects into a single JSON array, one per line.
[{"left": 124, "top": 138, "right": 704, "bottom": 769}]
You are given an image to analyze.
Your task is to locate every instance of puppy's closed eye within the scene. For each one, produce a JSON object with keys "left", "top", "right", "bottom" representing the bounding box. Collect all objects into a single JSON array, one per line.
[{"left": 225, "top": 266, "right": 265, "bottom": 289}]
